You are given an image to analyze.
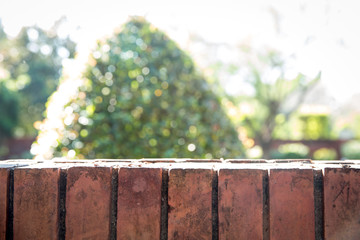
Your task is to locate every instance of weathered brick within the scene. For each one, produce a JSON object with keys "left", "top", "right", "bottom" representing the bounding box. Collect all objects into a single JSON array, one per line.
[
  {"left": 218, "top": 168, "right": 264, "bottom": 240},
  {"left": 324, "top": 167, "right": 360, "bottom": 240},
  {"left": 66, "top": 167, "right": 112, "bottom": 240},
  {"left": 168, "top": 168, "right": 213, "bottom": 240},
  {"left": 13, "top": 168, "right": 59, "bottom": 240},
  {"left": 269, "top": 169, "right": 315, "bottom": 240},
  {"left": 117, "top": 167, "right": 162, "bottom": 239},
  {"left": 0, "top": 168, "right": 9, "bottom": 239}
]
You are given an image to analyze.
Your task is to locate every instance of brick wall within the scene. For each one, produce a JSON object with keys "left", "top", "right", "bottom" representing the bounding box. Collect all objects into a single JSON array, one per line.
[{"left": 1, "top": 159, "right": 360, "bottom": 240}]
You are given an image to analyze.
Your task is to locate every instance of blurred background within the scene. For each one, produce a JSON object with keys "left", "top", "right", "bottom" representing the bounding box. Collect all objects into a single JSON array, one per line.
[{"left": 1, "top": 0, "right": 360, "bottom": 160}]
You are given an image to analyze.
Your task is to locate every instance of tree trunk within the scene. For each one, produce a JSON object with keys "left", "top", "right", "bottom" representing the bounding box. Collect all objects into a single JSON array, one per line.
[{"left": 261, "top": 140, "right": 272, "bottom": 159}]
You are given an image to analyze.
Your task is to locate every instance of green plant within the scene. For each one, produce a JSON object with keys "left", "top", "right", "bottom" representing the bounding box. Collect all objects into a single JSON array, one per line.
[
  {"left": 313, "top": 147, "right": 337, "bottom": 160},
  {"left": 0, "top": 19, "right": 76, "bottom": 137},
  {"left": 300, "top": 114, "right": 332, "bottom": 140},
  {"left": 0, "top": 82, "right": 19, "bottom": 140},
  {"left": 341, "top": 140, "right": 360, "bottom": 159},
  {"left": 34, "top": 17, "right": 244, "bottom": 159},
  {"left": 270, "top": 143, "right": 309, "bottom": 159},
  {"left": 226, "top": 50, "right": 320, "bottom": 158}
]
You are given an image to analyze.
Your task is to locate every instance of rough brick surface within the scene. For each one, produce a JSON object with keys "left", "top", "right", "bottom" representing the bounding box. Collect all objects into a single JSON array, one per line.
[
  {"left": 66, "top": 167, "right": 112, "bottom": 240},
  {"left": 13, "top": 168, "right": 59, "bottom": 240},
  {"left": 0, "top": 168, "right": 8, "bottom": 239},
  {"left": 117, "top": 167, "right": 162, "bottom": 239},
  {"left": 324, "top": 168, "right": 360, "bottom": 240},
  {"left": 218, "top": 168, "right": 264, "bottom": 240},
  {"left": 168, "top": 168, "right": 213, "bottom": 240},
  {"left": 3, "top": 159, "right": 360, "bottom": 239},
  {"left": 269, "top": 169, "right": 315, "bottom": 240}
]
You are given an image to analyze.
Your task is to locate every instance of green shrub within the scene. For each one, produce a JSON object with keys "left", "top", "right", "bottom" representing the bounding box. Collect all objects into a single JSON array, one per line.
[
  {"left": 270, "top": 143, "right": 309, "bottom": 159},
  {"left": 35, "top": 17, "right": 244, "bottom": 159},
  {"left": 299, "top": 114, "right": 332, "bottom": 140},
  {"left": 341, "top": 140, "right": 360, "bottom": 159},
  {"left": 313, "top": 147, "right": 337, "bottom": 160}
]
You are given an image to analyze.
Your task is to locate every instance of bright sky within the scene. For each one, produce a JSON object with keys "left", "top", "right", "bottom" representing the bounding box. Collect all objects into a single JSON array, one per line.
[{"left": 1, "top": 0, "right": 360, "bottom": 104}]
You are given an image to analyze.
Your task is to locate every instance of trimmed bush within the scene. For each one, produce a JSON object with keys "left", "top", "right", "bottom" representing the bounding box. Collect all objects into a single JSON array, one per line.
[
  {"left": 35, "top": 17, "right": 244, "bottom": 159},
  {"left": 270, "top": 143, "right": 309, "bottom": 159},
  {"left": 342, "top": 140, "right": 360, "bottom": 160}
]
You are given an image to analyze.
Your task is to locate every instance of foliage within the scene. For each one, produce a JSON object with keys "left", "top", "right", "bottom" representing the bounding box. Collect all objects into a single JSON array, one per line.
[
  {"left": 0, "top": 82, "right": 19, "bottom": 140},
  {"left": 299, "top": 114, "right": 332, "bottom": 140},
  {"left": 270, "top": 143, "right": 309, "bottom": 159},
  {"left": 35, "top": 17, "right": 244, "bottom": 159},
  {"left": 341, "top": 140, "right": 360, "bottom": 159},
  {"left": 313, "top": 147, "right": 337, "bottom": 160},
  {"left": 342, "top": 115, "right": 360, "bottom": 140},
  {"left": 231, "top": 50, "right": 321, "bottom": 158},
  {"left": 0, "top": 19, "right": 76, "bottom": 137}
]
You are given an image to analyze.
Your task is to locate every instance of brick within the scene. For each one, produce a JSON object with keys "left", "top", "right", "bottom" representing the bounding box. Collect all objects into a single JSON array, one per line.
[
  {"left": 66, "top": 167, "right": 112, "bottom": 240},
  {"left": 0, "top": 168, "right": 9, "bottom": 239},
  {"left": 117, "top": 167, "right": 162, "bottom": 239},
  {"left": 13, "top": 168, "right": 59, "bottom": 240},
  {"left": 218, "top": 168, "right": 264, "bottom": 240},
  {"left": 269, "top": 169, "right": 315, "bottom": 240},
  {"left": 168, "top": 168, "right": 213, "bottom": 240},
  {"left": 324, "top": 168, "right": 360, "bottom": 240}
]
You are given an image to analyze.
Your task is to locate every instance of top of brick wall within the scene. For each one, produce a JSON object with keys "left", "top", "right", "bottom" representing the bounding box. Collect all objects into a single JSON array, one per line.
[{"left": 1, "top": 159, "right": 360, "bottom": 170}]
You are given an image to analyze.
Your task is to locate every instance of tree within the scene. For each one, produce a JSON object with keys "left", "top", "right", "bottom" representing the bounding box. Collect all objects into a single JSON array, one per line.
[
  {"left": 0, "top": 82, "right": 19, "bottom": 157},
  {"left": 33, "top": 17, "right": 244, "bottom": 159},
  {"left": 0, "top": 82, "right": 19, "bottom": 140},
  {"left": 230, "top": 50, "right": 320, "bottom": 158},
  {"left": 0, "top": 18, "right": 76, "bottom": 138}
]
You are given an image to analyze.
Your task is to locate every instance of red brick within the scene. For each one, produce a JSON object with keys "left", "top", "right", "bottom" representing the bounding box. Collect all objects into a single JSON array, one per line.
[
  {"left": 324, "top": 168, "right": 360, "bottom": 240},
  {"left": 13, "top": 168, "right": 59, "bottom": 240},
  {"left": 168, "top": 168, "right": 213, "bottom": 240},
  {"left": 218, "top": 168, "right": 264, "bottom": 240},
  {"left": 0, "top": 168, "right": 9, "bottom": 239},
  {"left": 269, "top": 169, "right": 315, "bottom": 240},
  {"left": 66, "top": 167, "right": 112, "bottom": 240},
  {"left": 117, "top": 167, "right": 162, "bottom": 239}
]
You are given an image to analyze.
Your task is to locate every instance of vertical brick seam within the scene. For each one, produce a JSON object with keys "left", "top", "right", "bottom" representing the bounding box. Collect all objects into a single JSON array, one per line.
[
  {"left": 212, "top": 170, "right": 219, "bottom": 240},
  {"left": 160, "top": 169, "right": 169, "bottom": 240},
  {"left": 58, "top": 169, "right": 67, "bottom": 240},
  {"left": 313, "top": 169, "right": 324, "bottom": 240},
  {"left": 109, "top": 167, "right": 118, "bottom": 240},
  {"left": 6, "top": 169, "right": 14, "bottom": 240},
  {"left": 263, "top": 170, "right": 270, "bottom": 240}
]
